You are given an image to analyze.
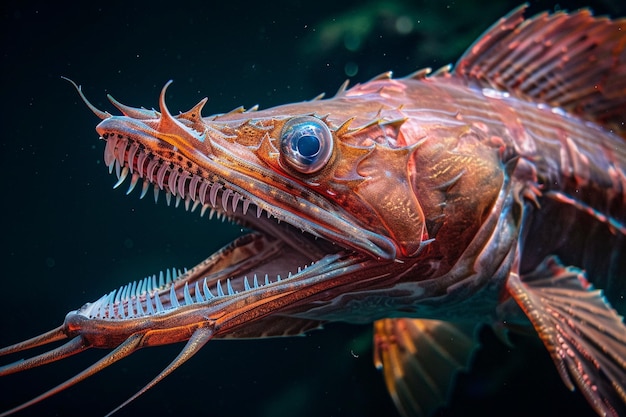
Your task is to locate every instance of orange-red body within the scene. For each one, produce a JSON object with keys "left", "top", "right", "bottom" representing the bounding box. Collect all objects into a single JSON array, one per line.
[{"left": 1, "top": 7, "right": 625, "bottom": 417}]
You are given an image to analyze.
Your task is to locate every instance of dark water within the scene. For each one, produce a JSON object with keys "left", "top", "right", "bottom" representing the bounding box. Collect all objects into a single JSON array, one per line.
[{"left": 1, "top": 0, "right": 624, "bottom": 416}]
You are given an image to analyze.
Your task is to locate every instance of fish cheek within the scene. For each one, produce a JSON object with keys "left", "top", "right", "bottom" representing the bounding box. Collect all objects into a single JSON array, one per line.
[{"left": 410, "top": 131, "right": 504, "bottom": 264}]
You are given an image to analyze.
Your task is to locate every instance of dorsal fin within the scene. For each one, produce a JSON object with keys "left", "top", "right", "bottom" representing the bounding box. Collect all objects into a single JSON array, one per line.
[{"left": 453, "top": 6, "right": 626, "bottom": 139}]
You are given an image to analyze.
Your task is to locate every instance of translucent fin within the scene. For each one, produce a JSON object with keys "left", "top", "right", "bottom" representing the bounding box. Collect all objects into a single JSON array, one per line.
[
  {"left": 373, "top": 318, "right": 478, "bottom": 417},
  {"left": 507, "top": 256, "right": 626, "bottom": 417},
  {"left": 454, "top": 6, "right": 626, "bottom": 138}
]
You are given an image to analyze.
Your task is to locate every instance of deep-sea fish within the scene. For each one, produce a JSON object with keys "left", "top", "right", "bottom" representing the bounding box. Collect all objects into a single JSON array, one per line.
[{"left": 1, "top": 5, "right": 625, "bottom": 417}]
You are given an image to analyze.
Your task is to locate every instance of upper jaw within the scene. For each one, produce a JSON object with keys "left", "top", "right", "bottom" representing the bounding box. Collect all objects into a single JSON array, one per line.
[{"left": 94, "top": 108, "right": 397, "bottom": 260}]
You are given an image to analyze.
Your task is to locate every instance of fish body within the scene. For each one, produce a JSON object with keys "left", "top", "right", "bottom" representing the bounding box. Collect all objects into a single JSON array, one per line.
[{"left": 1, "top": 6, "right": 625, "bottom": 417}]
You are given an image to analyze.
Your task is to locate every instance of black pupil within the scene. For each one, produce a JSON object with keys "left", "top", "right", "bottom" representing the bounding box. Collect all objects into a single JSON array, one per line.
[{"left": 296, "top": 135, "right": 320, "bottom": 158}]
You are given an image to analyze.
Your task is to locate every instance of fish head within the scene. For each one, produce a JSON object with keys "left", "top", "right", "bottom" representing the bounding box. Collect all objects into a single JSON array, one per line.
[{"left": 95, "top": 81, "right": 428, "bottom": 261}]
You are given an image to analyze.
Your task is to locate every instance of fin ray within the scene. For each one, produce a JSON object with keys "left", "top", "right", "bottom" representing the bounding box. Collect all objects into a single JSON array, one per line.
[
  {"left": 373, "top": 318, "right": 478, "bottom": 417},
  {"left": 454, "top": 6, "right": 626, "bottom": 138},
  {"left": 507, "top": 256, "right": 626, "bottom": 417}
]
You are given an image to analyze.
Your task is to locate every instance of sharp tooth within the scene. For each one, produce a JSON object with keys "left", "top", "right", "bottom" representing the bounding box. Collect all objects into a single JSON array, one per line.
[
  {"left": 189, "top": 176, "right": 200, "bottom": 201},
  {"left": 158, "top": 270, "right": 165, "bottom": 287},
  {"left": 166, "top": 269, "right": 172, "bottom": 284},
  {"left": 208, "top": 209, "right": 216, "bottom": 220},
  {"left": 200, "top": 203, "right": 210, "bottom": 217},
  {"left": 242, "top": 199, "right": 251, "bottom": 215},
  {"left": 113, "top": 166, "right": 129, "bottom": 189},
  {"left": 136, "top": 150, "right": 147, "bottom": 176},
  {"left": 114, "top": 285, "right": 123, "bottom": 303},
  {"left": 256, "top": 205, "right": 263, "bottom": 218},
  {"left": 216, "top": 280, "right": 225, "bottom": 297},
  {"left": 184, "top": 195, "right": 192, "bottom": 211},
  {"left": 140, "top": 180, "right": 150, "bottom": 199},
  {"left": 253, "top": 274, "right": 259, "bottom": 288},
  {"left": 115, "top": 159, "right": 121, "bottom": 179},
  {"left": 227, "top": 279, "right": 235, "bottom": 295},
  {"left": 105, "top": 292, "right": 115, "bottom": 319},
  {"left": 165, "top": 191, "right": 172, "bottom": 206},
  {"left": 154, "top": 292, "right": 165, "bottom": 312},
  {"left": 183, "top": 282, "right": 193, "bottom": 305},
  {"left": 195, "top": 282, "right": 204, "bottom": 303},
  {"left": 146, "top": 159, "right": 159, "bottom": 182},
  {"left": 120, "top": 282, "right": 130, "bottom": 301},
  {"left": 177, "top": 173, "right": 189, "bottom": 198},
  {"left": 191, "top": 199, "right": 201, "bottom": 212},
  {"left": 198, "top": 181, "right": 210, "bottom": 204},
  {"left": 221, "top": 189, "right": 232, "bottom": 212},
  {"left": 244, "top": 276, "right": 251, "bottom": 291},
  {"left": 264, "top": 274, "right": 270, "bottom": 285},
  {"left": 156, "top": 165, "right": 168, "bottom": 189},
  {"left": 168, "top": 170, "right": 179, "bottom": 197},
  {"left": 127, "top": 144, "right": 138, "bottom": 173},
  {"left": 231, "top": 192, "right": 241, "bottom": 212},
  {"left": 209, "top": 183, "right": 220, "bottom": 207},
  {"left": 151, "top": 274, "right": 157, "bottom": 291},
  {"left": 135, "top": 296, "right": 144, "bottom": 316},
  {"left": 203, "top": 277, "right": 214, "bottom": 299},
  {"left": 277, "top": 274, "right": 281, "bottom": 282},
  {"left": 115, "top": 139, "right": 127, "bottom": 165},
  {"left": 104, "top": 137, "right": 118, "bottom": 167},
  {"left": 146, "top": 293, "right": 155, "bottom": 315},
  {"left": 108, "top": 297, "right": 115, "bottom": 319},
  {"left": 169, "top": 285, "right": 180, "bottom": 308},
  {"left": 175, "top": 194, "right": 182, "bottom": 208},
  {"left": 153, "top": 184, "right": 160, "bottom": 203},
  {"left": 129, "top": 280, "right": 137, "bottom": 298}
]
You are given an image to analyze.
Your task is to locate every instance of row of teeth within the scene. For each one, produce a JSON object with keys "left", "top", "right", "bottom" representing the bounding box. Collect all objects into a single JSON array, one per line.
[
  {"left": 104, "top": 135, "right": 269, "bottom": 219},
  {"left": 80, "top": 263, "right": 314, "bottom": 320}
]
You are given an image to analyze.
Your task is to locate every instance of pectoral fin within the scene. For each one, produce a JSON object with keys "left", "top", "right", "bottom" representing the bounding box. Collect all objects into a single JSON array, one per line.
[
  {"left": 506, "top": 256, "right": 626, "bottom": 417},
  {"left": 373, "top": 318, "right": 478, "bottom": 417}
]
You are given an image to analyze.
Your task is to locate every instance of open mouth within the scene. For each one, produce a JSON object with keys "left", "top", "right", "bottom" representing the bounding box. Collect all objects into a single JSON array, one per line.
[
  {"left": 84, "top": 127, "right": 346, "bottom": 322},
  {"left": 0, "top": 81, "right": 375, "bottom": 417},
  {"left": 70, "top": 79, "right": 363, "bottom": 327}
]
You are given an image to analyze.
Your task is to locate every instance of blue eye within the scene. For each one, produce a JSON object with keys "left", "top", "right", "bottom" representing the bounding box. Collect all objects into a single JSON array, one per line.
[{"left": 280, "top": 116, "right": 333, "bottom": 174}]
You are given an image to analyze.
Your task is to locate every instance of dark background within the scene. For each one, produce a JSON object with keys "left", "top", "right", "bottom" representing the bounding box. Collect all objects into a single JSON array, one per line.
[{"left": 1, "top": 0, "right": 624, "bottom": 416}]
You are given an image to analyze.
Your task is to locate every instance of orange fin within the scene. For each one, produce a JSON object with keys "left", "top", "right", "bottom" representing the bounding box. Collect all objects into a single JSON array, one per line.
[
  {"left": 454, "top": 6, "right": 626, "bottom": 138},
  {"left": 506, "top": 256, "right": 626, "bottom": 417},
  {"left": 373, "top": 318, "right": 478, "bottom": 417}
]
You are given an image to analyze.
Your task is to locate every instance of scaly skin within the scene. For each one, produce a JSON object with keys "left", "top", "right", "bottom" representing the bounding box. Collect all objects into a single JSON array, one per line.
[{"left": 1, "top": 6, "right": 625, "bottom": 417}]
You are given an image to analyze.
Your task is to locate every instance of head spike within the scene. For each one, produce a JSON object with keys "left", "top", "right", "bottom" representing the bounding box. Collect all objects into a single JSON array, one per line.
[
  {"left": 334, "top": 117, "right": 356, "bottom": 137},
  {"left": 107, "top": 94, "right": 159, "bottom": 119},
  {"left": 177, "top": 97, "right": 208, "bottom": 122},
  {"left": 334, "top": 79, "right": 350, "bottom": 97},
  {"left": 61, "top": 77, "right": 110, "bottom": 120}
]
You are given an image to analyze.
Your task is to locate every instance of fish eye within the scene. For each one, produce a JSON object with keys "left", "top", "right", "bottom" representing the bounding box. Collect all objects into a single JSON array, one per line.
[{"left": 280, "top": 116, "right": 333, "bottom": 174}]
